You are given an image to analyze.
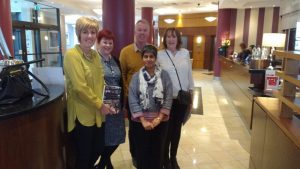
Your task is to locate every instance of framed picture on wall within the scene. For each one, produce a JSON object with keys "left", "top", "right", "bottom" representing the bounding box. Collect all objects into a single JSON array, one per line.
[{"left": 49, "top": 31, "right": 59, "bottom": 49}]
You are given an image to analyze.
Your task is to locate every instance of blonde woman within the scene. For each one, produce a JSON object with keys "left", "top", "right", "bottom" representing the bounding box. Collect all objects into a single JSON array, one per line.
[{"left": 64, "top": 17, "right": 114, "bottom": 169}]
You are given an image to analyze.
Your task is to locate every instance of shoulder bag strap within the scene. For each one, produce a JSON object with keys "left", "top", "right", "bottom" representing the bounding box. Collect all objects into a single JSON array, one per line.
[
  {"left": 26, "top": 70, "right": 50, "bottom": 97},
  {"left": 165, "top": 50, "right": 183, "bottom": 90}
]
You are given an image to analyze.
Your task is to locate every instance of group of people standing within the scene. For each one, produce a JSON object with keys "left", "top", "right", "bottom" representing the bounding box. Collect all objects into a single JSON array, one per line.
[{"left": 64, "top": 16, "right": 194, "bottom": 169}]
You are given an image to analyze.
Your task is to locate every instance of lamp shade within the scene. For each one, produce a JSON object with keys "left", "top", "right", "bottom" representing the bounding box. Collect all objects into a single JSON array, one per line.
[{"left": 262, "top": 33, "right": 286, "bottom": 47}]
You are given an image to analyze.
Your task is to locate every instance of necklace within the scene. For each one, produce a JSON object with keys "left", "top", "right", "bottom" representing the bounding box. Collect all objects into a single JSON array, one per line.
[
  {"left": 99, "top": 52, "right": 115, "bottom": 76},
  {"left": 83, "top": 52, "right": 92, "bottom": 61}
]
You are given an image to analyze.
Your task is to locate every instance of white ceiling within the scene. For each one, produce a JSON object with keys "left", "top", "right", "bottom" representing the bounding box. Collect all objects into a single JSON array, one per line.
[{"left": 35, "top": 0, "right": 288, "bottom": 23}]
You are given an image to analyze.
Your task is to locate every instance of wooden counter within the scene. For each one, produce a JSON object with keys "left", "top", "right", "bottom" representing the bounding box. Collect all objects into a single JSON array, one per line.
[
  {"left": 250, "top": 97, "right": 300, "bottom": 169},
  {"left": 0, "top": 85, "right": 65, "bottom": 169},
  {"left": 220, "top": 57, "right": 253, "bottom": 129}
]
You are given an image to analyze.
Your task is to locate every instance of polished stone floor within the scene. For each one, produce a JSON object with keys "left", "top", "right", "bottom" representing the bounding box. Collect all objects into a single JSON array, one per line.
[{"left": 110, "top": 70, "right": 250, "bottom": 169}]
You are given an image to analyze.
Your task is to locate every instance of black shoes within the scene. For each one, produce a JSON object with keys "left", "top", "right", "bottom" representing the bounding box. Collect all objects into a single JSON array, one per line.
[
  {"left": 132, "top": 158, "right": 137, "bottom": 168},
  {"left": 163, "top": 161, "right": 172, "bottom": 169},
  {"left": 106, "top": 159, "right": 114, "bottom": 169},
  {"left": 170, "top": 158, "right": 180, "bottom": 169}
]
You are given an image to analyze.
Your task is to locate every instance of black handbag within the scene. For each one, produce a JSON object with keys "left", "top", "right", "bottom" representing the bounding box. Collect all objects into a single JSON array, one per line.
[
  {"left": 0, "top": 60, "right": 49, "bottom": 105},
  {"left": 177, "top": 90, "right": 192, "bottom": 106},
  {"left": 165, "top": 50, "right": 192, "bottom": 106}
]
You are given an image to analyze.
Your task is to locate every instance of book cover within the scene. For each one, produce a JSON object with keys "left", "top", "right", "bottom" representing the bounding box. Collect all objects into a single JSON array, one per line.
[{"left": 103, "top": 85, "right": 122, "bottom": 113}]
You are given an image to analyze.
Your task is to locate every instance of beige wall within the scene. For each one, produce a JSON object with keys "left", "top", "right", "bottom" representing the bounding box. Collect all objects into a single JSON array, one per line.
[
  {"left": 234, "top": 9, "right": 245, "bottom": 52},
  {"left": 233, "top": 7, "right": 277, "bottom": 52}
]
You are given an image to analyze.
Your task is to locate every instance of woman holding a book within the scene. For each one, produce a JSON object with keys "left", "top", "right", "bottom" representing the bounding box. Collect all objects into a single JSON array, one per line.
[
  {"left": 64, "top": 17, "right": 115, "bottom": 169},
  {"left": 128, "top": 45, "right": 173, "bottom": 169},
  {"left": 96, "top": 29, "right": 125, "bottom": 169}
]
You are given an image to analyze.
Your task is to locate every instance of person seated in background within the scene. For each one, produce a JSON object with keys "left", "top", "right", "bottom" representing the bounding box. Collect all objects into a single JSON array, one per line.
[{"left": 237, "top": 42, "right": 251, "bottom": 64}]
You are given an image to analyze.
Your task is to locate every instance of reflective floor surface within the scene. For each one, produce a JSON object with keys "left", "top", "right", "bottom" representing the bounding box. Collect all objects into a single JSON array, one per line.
[{"left": 110, "top": 70, "right": 250, "bottom": 169}]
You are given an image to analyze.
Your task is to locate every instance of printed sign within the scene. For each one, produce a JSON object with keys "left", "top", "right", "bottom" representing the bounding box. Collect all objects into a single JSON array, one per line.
[{"left": 265, "top": 69, "right": 279, "bottom": 92}]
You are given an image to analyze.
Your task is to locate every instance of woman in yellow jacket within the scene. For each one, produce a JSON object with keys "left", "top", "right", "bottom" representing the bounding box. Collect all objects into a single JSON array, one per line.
[{"left": 64, "top": 17, "right": 115, "bottom": 169}]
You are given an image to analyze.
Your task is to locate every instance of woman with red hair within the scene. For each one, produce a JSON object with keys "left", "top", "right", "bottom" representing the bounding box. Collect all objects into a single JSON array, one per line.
[{"left": 96, "top": 29, "right": 125, "bottom": 169}]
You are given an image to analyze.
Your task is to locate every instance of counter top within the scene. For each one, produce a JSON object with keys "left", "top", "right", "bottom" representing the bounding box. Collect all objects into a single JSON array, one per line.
[
  {"left": 0, "top": 85, "right": 64, "bottom": 121},
  {"left": 254, "top": 97, "right": 300, "bottom": 149}
]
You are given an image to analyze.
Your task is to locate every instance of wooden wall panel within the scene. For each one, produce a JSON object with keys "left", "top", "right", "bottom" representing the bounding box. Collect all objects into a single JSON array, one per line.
[
  {"left": 192, "top": 36, "right": 205, "bottom": 69},
  {"left": 158, "top": 12, "right": 217, "bottom": 28}
]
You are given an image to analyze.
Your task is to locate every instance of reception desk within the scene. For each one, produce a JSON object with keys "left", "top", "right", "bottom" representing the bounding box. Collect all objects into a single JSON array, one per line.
[
  {"left": 0, "top": 85, "right": 65, "bottom": 169},
  {"left": 250, "top": 97, "right": 300, "bottom": 169},
  {"left": 220, "top": 57, "right": 253, "bottom": 129}
]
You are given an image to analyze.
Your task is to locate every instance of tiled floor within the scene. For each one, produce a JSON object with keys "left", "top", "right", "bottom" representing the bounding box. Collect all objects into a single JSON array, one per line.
[{"left": 110, "top": 70, "right": 251, "bottom": 169}]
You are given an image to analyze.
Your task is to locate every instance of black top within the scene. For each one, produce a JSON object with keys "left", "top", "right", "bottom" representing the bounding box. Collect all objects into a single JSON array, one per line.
[{"left": 0, "top": 85, "right": 64, "bottom": 121}]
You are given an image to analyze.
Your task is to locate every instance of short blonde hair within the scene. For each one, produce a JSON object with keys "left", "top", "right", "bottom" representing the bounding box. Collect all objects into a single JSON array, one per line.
[{"left": 75, "top": 17, "right": 100, "bottom": 42}]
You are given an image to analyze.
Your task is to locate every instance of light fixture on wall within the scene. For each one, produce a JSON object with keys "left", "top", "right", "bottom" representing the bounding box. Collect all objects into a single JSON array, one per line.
[
  {"left": 44, "top": 35, "right": 49, "bottom": 41},
  {"left": 164, "top": 18, "right": 175, "bottom": 24},
  {"left": 204, "top": 16, "right": 216, "bottom": 22},
  {"left": 196, "top": 36, "right": 202, "bottom": 44}
]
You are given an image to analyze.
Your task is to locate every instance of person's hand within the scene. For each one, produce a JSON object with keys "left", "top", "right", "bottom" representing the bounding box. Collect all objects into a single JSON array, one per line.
[
  {"left": 152, "top": 113, "right": 164, "bottom": 128},
  {"left": 152, "top": 117, "right": 162, "bottom": 128},
  {"left": 100, "top": 104, "right": 116, "bottom": 115},
  {"left": 140, "top": 117, "right": 153, "bottom": 130}
]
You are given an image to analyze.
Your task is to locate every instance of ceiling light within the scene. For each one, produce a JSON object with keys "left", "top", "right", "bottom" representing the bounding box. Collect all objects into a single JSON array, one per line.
[
  {"left": 204, "top": 16, "right": 216, "bottom": 22},
  {"left": 164, "top": 18, "right": 175, "bottom": 24}
]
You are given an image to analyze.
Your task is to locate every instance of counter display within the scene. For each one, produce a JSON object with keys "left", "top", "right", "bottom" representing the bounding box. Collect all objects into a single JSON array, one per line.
[{"left": 0, "top": 85, "right": 65, "bottom": 169}]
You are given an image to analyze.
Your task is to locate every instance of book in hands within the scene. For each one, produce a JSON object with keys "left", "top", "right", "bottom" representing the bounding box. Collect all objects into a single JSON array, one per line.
[{"left": 103, "top": 85, "right": 122, "bottom": 114}]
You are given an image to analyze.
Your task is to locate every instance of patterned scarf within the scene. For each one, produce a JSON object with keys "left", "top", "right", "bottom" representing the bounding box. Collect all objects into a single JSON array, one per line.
[{"left": 139, "top": 66, "right": 164, "bottom": 110}]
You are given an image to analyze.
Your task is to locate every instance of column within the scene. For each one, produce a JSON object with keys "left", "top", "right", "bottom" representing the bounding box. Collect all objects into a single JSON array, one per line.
[
  {"left": 0, "top": 0, "right": 14, "bottom": 58},
  {"left": 102, "top": 0, "right": 135, "bottom": 57},
  {"left": 141, "top": 7, "right": 153, "bottom": 44},
  {"left": 213, "top": 8, "right": 232, "bottom": 78}
]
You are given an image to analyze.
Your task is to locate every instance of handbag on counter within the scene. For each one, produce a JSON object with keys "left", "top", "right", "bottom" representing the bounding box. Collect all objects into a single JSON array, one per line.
[
  {"left": 165, "top": 50, "right": 192, "bottom": 106},
  {"left": 0, "top": 59, "right": 49, "bottom": 105}
]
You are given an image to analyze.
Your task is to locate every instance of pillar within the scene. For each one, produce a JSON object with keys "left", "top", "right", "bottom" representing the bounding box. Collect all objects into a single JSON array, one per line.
[
  {"left": 0, "top": 0, "right": 14, "bottom": 58},
  {"left": 102, "top": 0, "right": 135, "bottom": 57},
  {"left": 141, "top": 7, "right": 153, "bottom": 44},
  {"left": 213, "top": 9, "right": 232, "bottom": 78}
]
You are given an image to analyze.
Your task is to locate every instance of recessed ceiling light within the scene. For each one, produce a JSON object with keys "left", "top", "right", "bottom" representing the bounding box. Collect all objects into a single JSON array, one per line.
[
  {"left": 204, "top": 16, "right": 216, "bottom": 22},
  {"left": 164, "top": 18, "right": 175, "bottom": 24}
]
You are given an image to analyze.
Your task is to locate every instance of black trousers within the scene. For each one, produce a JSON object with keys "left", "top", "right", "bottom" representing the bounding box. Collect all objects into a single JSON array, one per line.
[
  {"left": 164, "top": 99, "right": 187, "bottom": 162},
  {"left": 134, "top": 121, "right": 168, "bottom": 169},
  {"left": 97, "top": 122, "right": 119, "bottom": 169},
  {"left": 127, "top": 102, "right": 136, "bottom": 159},
  {"left": 70, "top": 120, "right": 104, "bottom": 169},
  {"left": 97, "top": 145, "right": 118, "bottom": 169}
]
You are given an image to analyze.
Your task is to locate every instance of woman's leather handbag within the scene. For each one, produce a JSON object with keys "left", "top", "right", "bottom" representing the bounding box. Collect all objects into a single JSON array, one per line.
[
  {"left": 0, "top": 60, "right": 49, "bottom": 105},
  {"left": 177, "top": 90, "right": 192, "bottom": 106}
]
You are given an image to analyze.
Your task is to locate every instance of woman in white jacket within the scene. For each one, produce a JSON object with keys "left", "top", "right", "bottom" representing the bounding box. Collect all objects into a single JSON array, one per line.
[{"left": 157, "top": 28, "right": 194, "bottom": 169}]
